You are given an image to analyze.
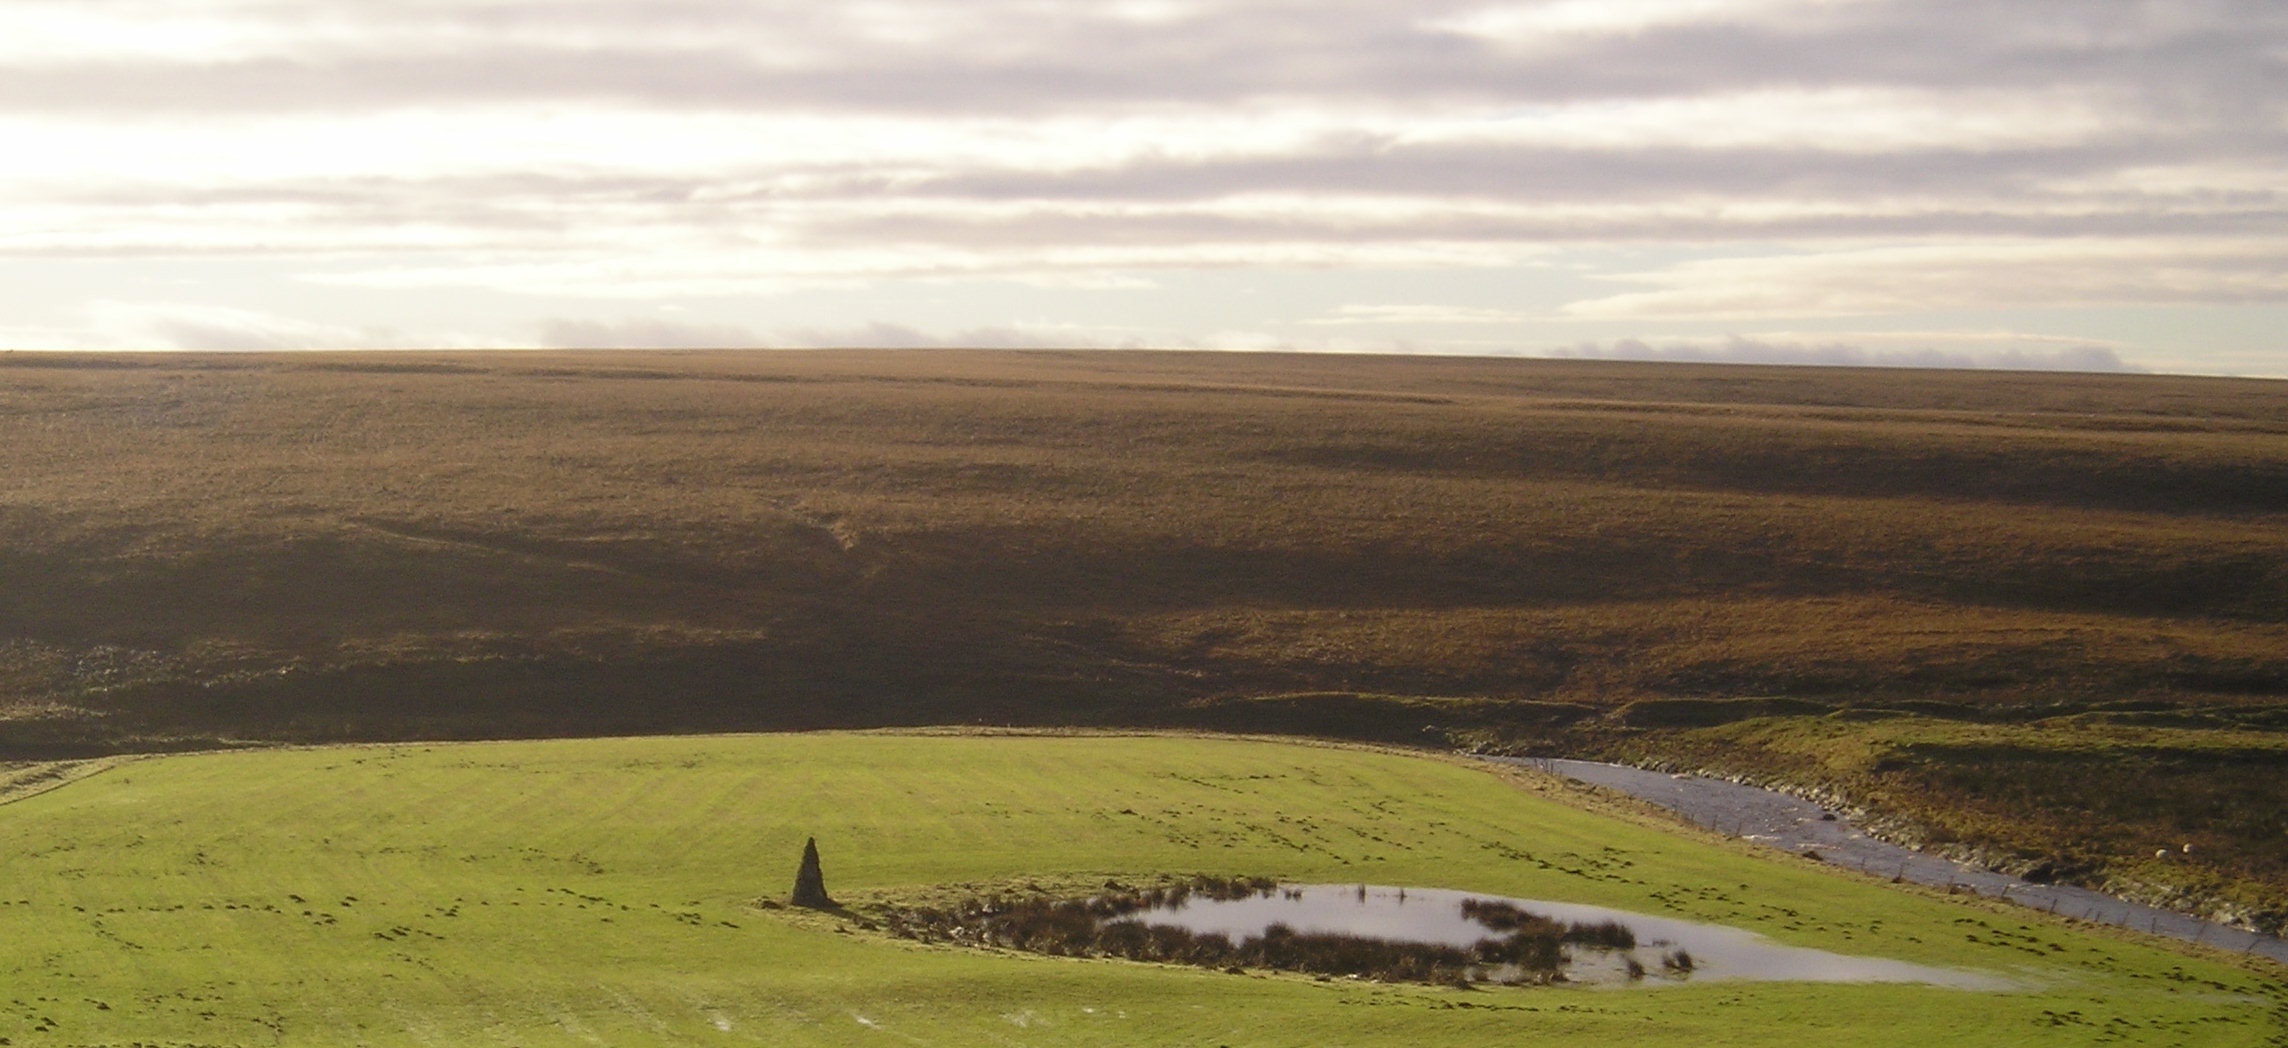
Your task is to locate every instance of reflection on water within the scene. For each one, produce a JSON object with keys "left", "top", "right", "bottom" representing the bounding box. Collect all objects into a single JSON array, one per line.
[{"left": 1134, "top": 884, "right": 2011, "bottom": 989}]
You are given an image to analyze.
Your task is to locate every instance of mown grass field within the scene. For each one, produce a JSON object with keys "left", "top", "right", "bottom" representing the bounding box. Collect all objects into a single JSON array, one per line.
[{"left": 0, "top": 732, "right": 2277, "bottom": 1046}]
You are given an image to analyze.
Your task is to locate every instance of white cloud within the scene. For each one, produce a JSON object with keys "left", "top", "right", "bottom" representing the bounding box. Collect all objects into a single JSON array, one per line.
[
  {"left": 1306, "top": 304, "right": 1533, "bottom": 325},
  {"left": 1747, "top": 327, "right": 2135, "bottom": 350},
  {"left": 0, "top": 1, "right": 2280, "bottom": 370},
  {"left": 1413, "top": 87, "right": 2122, "bottom": 153},
  {"left": 80, "top": 301, "right": 499, "bottom": 351},
  {"left": 0, "top": 4, "right": 287, "bottom": 62},
  {"left": 531, "top": 318, "right": 1464, "bottom": 354},
  {"left": 1431, "top": 0, "right": 1868, "bottom": 44},
  {"left": 306, "top": 239, "right": 1535, "bottom": 298},
  {"left": 1562, "top": 240, "right": 2288, "bottom": 320},
  {"left": 538, "top": 317, "right": 1147, "bottom": 350},
  {"left": 537, "top": 317, "right": 768, "bottom": 350},
  {"left": 1549, "top": 335, "right": 2140, "bottom": 372},
  {"left": 778, "top": 322, "right": 1109, "bottom": 350}
]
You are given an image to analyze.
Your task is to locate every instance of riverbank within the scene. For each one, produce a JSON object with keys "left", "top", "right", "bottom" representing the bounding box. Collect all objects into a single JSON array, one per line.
[{"left": 1492, "top": 756, "right": 2288, "bottom": 965}]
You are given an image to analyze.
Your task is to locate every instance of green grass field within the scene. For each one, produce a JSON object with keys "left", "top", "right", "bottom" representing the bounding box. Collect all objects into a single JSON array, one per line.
[{"left": 0, "top": 732, "right": 2276, "bottom": 1046}]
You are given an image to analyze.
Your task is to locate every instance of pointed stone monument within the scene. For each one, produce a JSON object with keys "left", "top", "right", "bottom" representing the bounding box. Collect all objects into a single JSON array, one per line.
[{"left": 790, "top": 836, "right": 836, "bottom": 909}]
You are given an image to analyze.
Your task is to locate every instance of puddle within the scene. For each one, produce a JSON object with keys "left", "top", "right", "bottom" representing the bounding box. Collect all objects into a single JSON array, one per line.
[{"left": 1132, "top": 884, "right": 2012, "bottom": 989}]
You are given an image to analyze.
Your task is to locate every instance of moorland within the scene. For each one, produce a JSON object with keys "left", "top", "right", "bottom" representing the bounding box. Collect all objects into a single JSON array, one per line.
[{"left": 2, "top": 348, "right": 2285, "bottom": 931}]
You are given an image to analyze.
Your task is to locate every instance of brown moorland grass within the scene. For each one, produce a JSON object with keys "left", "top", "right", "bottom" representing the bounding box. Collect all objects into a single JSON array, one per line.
[
  {"left": 2, "top": 348, "right": 2285, "bottom": 921},
  {"left": 3, "top": 349, "right": 2283, "bottom": 731}
]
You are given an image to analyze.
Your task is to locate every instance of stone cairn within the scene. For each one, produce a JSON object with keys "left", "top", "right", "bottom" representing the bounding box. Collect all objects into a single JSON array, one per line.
[{"left": 791, "top": 836, "right": 837, "bottom": 909}]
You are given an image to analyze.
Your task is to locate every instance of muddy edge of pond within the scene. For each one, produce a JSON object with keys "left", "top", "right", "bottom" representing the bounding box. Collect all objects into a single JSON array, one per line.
[
  {"left": 864, "top": 878, "right": 2013, "bottom": 990},
  {"left": 1136, "top": 884, "right": 2011, "bottom": 990},
  {"left": 869, "top": 876, "right": 1580, "bottom": 988},
  {"left": 1480, "top": 756, "right": 2288, "bottom": 966}
]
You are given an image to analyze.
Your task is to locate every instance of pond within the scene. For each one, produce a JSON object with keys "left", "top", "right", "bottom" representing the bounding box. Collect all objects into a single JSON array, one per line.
[{"left": 1132, "top": 884, "right": 2013, "bottom": 989}]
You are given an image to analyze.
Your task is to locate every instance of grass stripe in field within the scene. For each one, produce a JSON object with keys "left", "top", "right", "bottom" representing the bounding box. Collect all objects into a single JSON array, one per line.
[{"left": 0, "top": 732, "right": 2276, "bottom": 1046}]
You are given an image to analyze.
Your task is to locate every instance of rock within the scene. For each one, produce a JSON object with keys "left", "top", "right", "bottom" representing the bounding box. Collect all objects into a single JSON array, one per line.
[{"left": 791, "top": 837, "right": 837, "bottom": 909}]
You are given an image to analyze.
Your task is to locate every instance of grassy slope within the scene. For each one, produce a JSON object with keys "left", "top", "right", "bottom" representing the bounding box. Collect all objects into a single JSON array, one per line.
[{"left": 0, "top": 733, "right": 2277, "bottom": 1047}]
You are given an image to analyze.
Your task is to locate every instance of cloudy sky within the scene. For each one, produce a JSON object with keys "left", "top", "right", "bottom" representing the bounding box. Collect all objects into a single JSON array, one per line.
[{"left": 5, "top": 0, "right": 2285, "bottom": 375}]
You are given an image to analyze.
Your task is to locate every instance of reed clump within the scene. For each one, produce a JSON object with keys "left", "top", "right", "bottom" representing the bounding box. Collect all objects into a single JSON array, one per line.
[{"left": 1459, "top": 898, "right": 1638, "bottom": 950}]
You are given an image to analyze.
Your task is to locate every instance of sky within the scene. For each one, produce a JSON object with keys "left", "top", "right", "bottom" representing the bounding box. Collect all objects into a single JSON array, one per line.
[{"left": 3, "top": 0, "right": 2285, "bottom": 376}]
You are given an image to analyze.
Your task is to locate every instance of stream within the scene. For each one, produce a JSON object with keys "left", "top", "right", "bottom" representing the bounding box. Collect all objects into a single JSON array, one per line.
[{"left": 1483, "top": 756, "right": 2288, "bottom": 965}]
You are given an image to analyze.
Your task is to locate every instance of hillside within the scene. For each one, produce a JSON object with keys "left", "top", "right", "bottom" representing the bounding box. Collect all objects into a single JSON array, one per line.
[
  {"left": 3, "top": 349, "right": 2286, "bottom": 921},
  {"left": 4, "top": 349, "right": 2282, "bottom": 742}
]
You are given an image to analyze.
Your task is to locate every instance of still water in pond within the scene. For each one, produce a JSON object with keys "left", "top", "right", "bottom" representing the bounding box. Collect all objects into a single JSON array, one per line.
[{"left": 1134, "top": 885, "right": 2011, "bottom": 989}]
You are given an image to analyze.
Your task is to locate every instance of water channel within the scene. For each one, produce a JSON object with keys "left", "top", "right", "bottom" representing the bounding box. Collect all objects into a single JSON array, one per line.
[{"left": 1484, "top": 756, "right": 2288, "bottom": 965}]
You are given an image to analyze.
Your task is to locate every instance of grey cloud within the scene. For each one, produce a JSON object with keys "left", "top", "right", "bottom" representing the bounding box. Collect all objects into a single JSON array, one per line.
[
  {"left": 10, "top": 0, "right": 2279, "bottom": 264},
  {"left": 1550, "top": 337, "right": 2143, "bottom": 374},
  {"left": 4, "top": 0, "right": 2281, "bottom": 117},
  {"left": 886, "top": 141, "right": 2215, "bottom": 205},
  {"left": 787, "top": 204, "right": 2288, "bottom": 254},
  {"left": 39, "top": 134, "right": 2281, "bottom": 264},
  {"left": 13, "top": 0, "right": 2288, "bottom": 330},
  {"left": 55, "top": 143, "right": 2242, "bottom": 213}
]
